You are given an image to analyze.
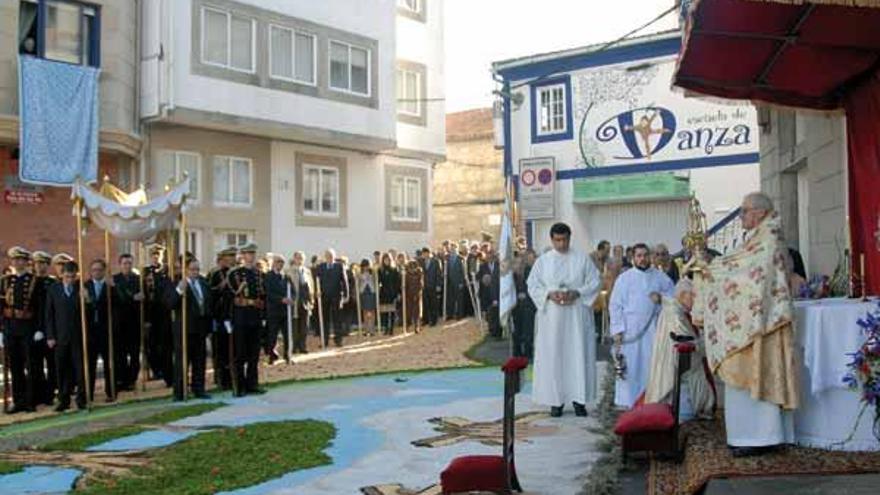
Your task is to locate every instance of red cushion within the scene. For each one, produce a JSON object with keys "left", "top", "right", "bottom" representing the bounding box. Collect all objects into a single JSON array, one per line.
[
  {"left": 441, "top": 455, "right": 507, "bottom": 493},
  {"left": 502, "top": 356, "right": 529, "bottom": 373},
  {"left": 675, "top": 342, "right": 696, "bottom": 353},
  {"left": 613, "top": 403, "right": 675, "bottom": 435}
]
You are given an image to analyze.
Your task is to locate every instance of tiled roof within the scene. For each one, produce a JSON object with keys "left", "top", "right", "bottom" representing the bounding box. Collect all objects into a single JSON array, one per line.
[{"left": 446, "top": 108, "right": 494, "bottom": 142}]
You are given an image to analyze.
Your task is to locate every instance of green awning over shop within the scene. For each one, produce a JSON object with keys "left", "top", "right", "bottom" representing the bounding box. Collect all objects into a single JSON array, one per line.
[{"left": 573, "top": 172, "right": 690, "bottom": 205}]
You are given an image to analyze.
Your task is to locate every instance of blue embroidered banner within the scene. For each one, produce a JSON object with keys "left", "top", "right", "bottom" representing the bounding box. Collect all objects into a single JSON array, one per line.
[{"left": 18, "top": 56, "right": 100, "bottom": 186}]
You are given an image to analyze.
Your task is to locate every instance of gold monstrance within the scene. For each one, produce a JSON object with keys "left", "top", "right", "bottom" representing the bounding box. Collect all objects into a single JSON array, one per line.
[{"left": 676, "top": 194, "right": 709, "bottom": 276}]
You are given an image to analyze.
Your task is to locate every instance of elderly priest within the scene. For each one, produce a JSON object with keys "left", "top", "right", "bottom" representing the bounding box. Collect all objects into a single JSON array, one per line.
[{"left": 694, "top": 192, "right": 799, "bottom": 457}]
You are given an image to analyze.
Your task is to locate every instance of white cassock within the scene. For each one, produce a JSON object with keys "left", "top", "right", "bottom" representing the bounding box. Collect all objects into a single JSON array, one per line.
[
  {"left": 528, "top": 248, "right": 601, "bottom": 407},
  {"left": 609, "top": 267, "right": 674, "bottom": 408},
  {"left": 724, "top": 385, "right": 794, "bottom": 447}
]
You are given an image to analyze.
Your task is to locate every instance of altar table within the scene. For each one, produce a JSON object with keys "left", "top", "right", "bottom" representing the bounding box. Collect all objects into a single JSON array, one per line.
[{"left": 793, "top": 297, "right": 880, "bottom": 451}]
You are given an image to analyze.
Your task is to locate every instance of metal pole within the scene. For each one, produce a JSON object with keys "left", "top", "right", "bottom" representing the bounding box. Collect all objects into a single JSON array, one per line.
[
  {"left": 316, "top": 277, "right": 326, "bottom": 350},
  {"left": 286, "top": 278, "right": 293, "bottom": 363},
  {"left": 374, "top": 267, "right": 381, "bottom": 335},
  {"left": 353, "top": 266, "right": 363, "bottom": 336},
  {"left": 402, "top": 264, "right": 408, "bottom": 336},
  {"left": 180, "top": 213, "right": 188, "bottom": 401},
  {"left": 75, "top": 199, "right": 93, "bottom": 410},
  {"left": 104, "top": 230, "right": 116, "bottom": 401},
  {"left": 442, "top": 257, "right": 448, "bottom": 321},
  {"left": 139, "top": 242, "right": 147, "bottom": 392}
]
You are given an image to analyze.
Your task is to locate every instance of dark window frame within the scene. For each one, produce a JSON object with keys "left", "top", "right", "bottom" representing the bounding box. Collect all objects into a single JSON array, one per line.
[{"left": 20, "top": 0, "right": 101, "bottom": 68}]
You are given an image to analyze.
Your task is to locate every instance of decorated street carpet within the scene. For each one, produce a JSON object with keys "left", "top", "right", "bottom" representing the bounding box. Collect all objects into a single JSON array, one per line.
[
  {"left": 0, "top": 367, "right": 603, "bottom": 494},
  {"left": 649, "top": 418, "right": 880, "bottom": 495}
]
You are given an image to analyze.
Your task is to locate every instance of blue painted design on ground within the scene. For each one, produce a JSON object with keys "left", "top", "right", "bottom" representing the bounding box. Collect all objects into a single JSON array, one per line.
[
  {"left": 86, "top": 429, "right": 202, "bottom": 452},
  {"left": 0, "top": 466, "right": 82, "bottom": 494},
  {"left": 0, "top": 367, "right": 509, "bottom": 495}
]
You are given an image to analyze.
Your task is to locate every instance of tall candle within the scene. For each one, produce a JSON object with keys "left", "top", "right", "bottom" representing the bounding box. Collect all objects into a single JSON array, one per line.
[{"left": 861, "top": 253, "right": 866, "bottom": 299}]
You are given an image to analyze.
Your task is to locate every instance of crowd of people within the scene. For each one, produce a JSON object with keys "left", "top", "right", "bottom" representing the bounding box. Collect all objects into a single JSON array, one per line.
[{"left": 0, "top": 236, "right": 535, "bottom": 415}]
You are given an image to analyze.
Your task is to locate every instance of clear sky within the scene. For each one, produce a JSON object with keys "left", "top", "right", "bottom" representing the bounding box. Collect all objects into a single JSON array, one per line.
[{"left": 443, "top": 0, "right": 679, "bottom": 113}]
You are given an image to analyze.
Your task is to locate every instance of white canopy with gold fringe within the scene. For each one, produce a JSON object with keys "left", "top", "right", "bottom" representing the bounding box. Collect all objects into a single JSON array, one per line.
[{"left": 71, "top": 178, "right": 190, "bottom": 241}]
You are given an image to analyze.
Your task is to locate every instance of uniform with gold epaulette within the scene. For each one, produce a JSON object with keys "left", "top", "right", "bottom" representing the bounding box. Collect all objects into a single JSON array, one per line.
[
  {"left": 225, "top": 243, "right": 266, "bottom": 396},
  {"left": 1, "top": 247, "right": 39, "bottom": 413},
  {"left": 143, "top": 244, "right": 173, "bottom": 386},
  {"left": 113, "top": 266, "right": 142, "bottom": 391},
  {"left": 208, "top": 246, "right": 237, "bottom": 389},
  {"left": 30, "top": 251, "right": 58, "bottom": 406}
]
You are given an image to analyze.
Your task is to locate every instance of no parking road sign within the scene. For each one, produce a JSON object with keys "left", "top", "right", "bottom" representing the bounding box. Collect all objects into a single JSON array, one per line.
[{"left": 519, "top": 157, "right": 555, "bottom": 220}]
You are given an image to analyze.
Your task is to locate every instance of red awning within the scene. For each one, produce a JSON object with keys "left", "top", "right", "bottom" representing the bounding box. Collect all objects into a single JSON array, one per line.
[{"left": 674, "top": 0, "right": 880, "bottom": 109}]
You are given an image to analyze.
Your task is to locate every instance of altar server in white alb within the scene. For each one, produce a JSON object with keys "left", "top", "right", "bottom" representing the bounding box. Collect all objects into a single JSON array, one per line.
[
  {"left": 528, "top": 223, "right": 601, "bottom": 418},
  {"left": 695, "top": 192, "right": 798, "bottom": 457},
  {"left": 610, "top": 243, "right": 675, "bottom": 409}
]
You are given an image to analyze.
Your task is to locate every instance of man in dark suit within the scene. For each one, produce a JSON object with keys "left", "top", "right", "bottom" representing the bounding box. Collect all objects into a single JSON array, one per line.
[
  {"left": 84, "top": 259, "right": 116, "bottom": 402},
  {"left": 314, "top": 249, "right": 349, "bottom": 347},
  {"left": 164, "top": 255, "right": 212, "bottom": 400},
  {"left": 264, "top": 253, "right": 290, "bottom": 363},
  {"left": 478, "top": 251, "right": 502, "bottom": 338},
  {"left": 445, "top": 246, "right": 466, "bottom": 320},
  {"left": 45, "top": 261, "right": 86, "bottom": 411},
  {"left": 113, "top": 253, "right": 143, "bottom": 391},
  {"left": 288, "top": 251, "right": 312, "bottom": 355},
  {"left": 420, "top": 248, "right": 442, "bottom": 327}
]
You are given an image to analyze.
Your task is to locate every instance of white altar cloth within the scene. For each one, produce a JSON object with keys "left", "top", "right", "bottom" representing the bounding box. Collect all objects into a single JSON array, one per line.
[{"left": 793, "top": 298, "right": 880, "bottom": 451}]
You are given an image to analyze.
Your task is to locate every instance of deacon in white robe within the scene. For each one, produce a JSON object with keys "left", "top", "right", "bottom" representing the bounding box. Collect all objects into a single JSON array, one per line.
[
  {"left": 609, "top": 244, "right": 675, "bottom": 409},
  {"left": 528, "top": 223, "right": 601, "bottom": 417}
]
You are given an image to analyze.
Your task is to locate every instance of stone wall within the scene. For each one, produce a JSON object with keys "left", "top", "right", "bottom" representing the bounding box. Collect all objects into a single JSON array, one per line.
[
  {"left": 432, "top": 133, "right": 505, "bottom": 246},
  {"left": 759, "top": 106, "right": 847, "bottom": 278}
]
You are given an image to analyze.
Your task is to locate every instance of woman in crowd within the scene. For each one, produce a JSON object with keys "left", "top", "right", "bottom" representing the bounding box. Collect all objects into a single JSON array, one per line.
[{"left": 378, "top": 253, "right": 401, "bottom": 335}]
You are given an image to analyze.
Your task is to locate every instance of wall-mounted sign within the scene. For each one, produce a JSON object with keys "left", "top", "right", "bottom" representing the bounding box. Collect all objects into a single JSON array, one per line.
[
  {"left": 4, "top": 190, "right": 44, "bottom": 205},
  {"left": 574, "top": 58, "right": 758, "bottom": 170},
  {"left": 519, "top": 157, "right": 555, "bottom": 220}
]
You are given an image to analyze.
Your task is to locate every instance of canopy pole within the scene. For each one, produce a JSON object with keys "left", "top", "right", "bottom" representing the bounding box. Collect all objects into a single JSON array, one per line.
[
  {"left": 180, "top": 211, "right": 188, "bottom": 401},
  {"left": 139, "top": 241, "right": 147, "bottom": 392},
  {"left": 104, "top": 230, "right": 116, "bottom": 401},
  {"left": 75, "top": 198, "right": 93, "bottom": 411}
]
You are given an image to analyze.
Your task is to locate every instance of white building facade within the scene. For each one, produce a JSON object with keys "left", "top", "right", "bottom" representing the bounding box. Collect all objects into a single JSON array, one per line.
[
  {"left": 140, "top": 0, "right": 444, "bottom": 262},
  {"left": 493, "top": 32, "right": 760, "bottom": 253}
]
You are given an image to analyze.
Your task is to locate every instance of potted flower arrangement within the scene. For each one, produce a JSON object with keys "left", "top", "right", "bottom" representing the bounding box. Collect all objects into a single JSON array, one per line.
[{"left": 842, "top": 302, "right": 880, "bottom": 441}]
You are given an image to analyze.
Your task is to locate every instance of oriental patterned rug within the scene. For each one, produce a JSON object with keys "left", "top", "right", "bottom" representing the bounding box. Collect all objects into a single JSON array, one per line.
[{"left": 649, "top": 419, "right": 880, "bottom": 495}]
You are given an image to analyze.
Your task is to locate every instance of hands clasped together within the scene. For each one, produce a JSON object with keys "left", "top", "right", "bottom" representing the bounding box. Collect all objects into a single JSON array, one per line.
[{"left": 549, "top": 289, "right": 579, "bottom": 306}]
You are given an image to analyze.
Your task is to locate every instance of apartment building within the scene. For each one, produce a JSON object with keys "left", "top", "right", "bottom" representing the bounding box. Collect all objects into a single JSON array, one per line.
[
  {"left": 140, "top": 0, "right": 445, "bottom": 262},
  {"left": 0, "top": 0, "right": 139, "bottom": 260}
]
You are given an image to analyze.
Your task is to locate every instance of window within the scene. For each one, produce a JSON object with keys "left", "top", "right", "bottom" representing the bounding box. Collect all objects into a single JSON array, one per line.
[
  {"left": 302, "top": 165, "right": 340, "bottom": 217},
  {"left": 157, "top": 151, "right": 201, "bottom": 202},
  {"left": 19, "top": 0, "right": 100, "bottom": 67},
  {"left": 213, "top": 156, "right": 252, "bottom": 206},
  {"left": 390, "top": 176, "right": 421, "bottom": 222},
  {"left": 396, "top": 67, "right": 421, "bottom": 117},
  {"left": 201, "top": 6, "right": 254, "bottom": 72},
  {"left": 269, "top": 25, "right": 316, "bottom": 84},
  {"left": 185, "top": 229, "right": 202, "bottom": 265},
  {"left": 538, "top": 84, "right": 567, "bottom": 135},
  {"left": 329, "top": 40, "right": 370, "bottom": 96},
  {"left": 214, "top": 230, "right": 253, "bottom": 254},
  {"left": 530, "top": 76, "right": 572, "bottom": 143}
]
